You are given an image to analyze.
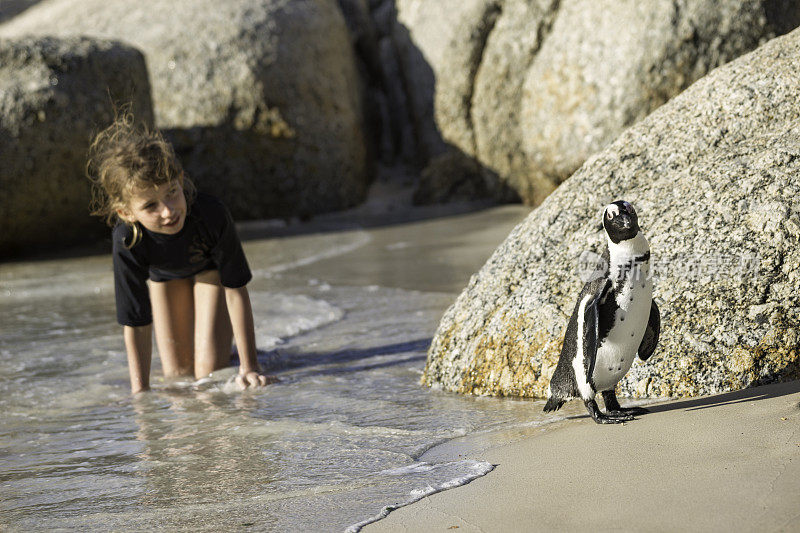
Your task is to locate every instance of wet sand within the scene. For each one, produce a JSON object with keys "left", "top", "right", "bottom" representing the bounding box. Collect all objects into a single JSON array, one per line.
[
  {"left": 367, "top": 380, "right": 800, "bottom": 532},
  {"left": 239, "top": 180, "right": 531, "bottom": 294}
]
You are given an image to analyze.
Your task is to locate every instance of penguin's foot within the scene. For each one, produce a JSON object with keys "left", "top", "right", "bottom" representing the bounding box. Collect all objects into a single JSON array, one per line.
[
  {"left": 595, "top": 411, "right": 636, "bottom": 424},
  {"left": 584, "top": 399, "right": 635, "bottom": 424},
  {"left": 601, "top": 391, "right": 649, "bottom": 417},
  {"left": 608, "top": 406, "right": 650, "bottom": 417}
]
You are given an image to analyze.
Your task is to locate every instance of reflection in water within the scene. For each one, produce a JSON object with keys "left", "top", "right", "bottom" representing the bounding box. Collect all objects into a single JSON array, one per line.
[{"left": 131, "top": 390, "right": 277, "bottom": 514}]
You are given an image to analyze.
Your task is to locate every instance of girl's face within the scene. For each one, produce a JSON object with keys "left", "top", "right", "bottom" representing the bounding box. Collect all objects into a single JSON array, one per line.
[{"left": 117, "top": 181, "right": 187, "bottom": 235}]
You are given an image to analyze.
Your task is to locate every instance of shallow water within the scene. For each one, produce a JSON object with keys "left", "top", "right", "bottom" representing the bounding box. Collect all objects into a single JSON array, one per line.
[{"left": 1, "top": 204, "right": 575, "bottom": 531}]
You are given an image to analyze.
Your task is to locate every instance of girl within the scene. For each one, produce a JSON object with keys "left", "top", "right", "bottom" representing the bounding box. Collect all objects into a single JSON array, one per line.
[{"left": 87, "top": 113, "right": 271, "bottom": 393}]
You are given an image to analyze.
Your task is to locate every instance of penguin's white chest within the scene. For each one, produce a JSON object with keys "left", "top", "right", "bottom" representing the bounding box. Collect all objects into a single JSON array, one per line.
[{"left": 592, "top": 267, "right": 653, "bottom": 392}]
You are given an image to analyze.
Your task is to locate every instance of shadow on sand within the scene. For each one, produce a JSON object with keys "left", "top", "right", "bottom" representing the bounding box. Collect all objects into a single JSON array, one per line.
[
  {"left": 562, "top": 380, "right": 800, "bottom": 422},
  {"left": 647, "top": 379, "right": 800, "bottom": 413}
]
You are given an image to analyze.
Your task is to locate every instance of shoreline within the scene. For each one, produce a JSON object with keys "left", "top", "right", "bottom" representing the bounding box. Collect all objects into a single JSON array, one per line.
[
  {"left": 1, "top": 176, "right": 504, "bottom": 265},
  {"left": 366, "top": 380, "right": 800, "bottom": 532}
]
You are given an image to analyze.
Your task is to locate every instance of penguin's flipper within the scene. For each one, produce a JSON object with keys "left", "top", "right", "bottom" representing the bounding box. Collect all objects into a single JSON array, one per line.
[
  {"left": 637, "top": 300, "right": 661, "bottom": 361},
  {"left": 581, "top": 291, "right": 599, "bottom": 383},
  {"left": 580, "top": 279, "right": 611, "bottom": 390}
]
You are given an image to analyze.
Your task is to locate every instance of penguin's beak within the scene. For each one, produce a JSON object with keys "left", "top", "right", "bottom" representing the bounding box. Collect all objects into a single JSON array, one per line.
[{"left": 620, "top": 214, "right": 632, "bottom": 229}]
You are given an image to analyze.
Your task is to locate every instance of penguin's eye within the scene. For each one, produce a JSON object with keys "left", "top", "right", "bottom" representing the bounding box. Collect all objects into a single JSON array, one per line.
[{"left": 606, "top": 211, "right": 614, "bottom": 220}]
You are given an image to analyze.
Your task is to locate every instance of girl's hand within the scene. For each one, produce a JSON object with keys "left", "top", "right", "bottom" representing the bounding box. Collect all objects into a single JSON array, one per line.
[{"left": 235, "top": 370, "right": 278, "bottom": 389}]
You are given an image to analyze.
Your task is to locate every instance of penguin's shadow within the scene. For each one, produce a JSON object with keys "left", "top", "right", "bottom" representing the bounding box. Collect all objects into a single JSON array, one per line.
[
  {"left": 563, "top": 380, "right": 800, "bottom": 422},
  {"left": 645, "top": 379, "right": 800, "bottom": 414}
]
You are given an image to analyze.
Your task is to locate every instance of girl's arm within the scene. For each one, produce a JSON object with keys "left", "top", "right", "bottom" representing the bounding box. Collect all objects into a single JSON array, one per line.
[
  {"left": 225, "top": 285, "right": 269, "bottom": 388},
  {"left": 123, "top": 324, "right": 153, "bottom": 393}
]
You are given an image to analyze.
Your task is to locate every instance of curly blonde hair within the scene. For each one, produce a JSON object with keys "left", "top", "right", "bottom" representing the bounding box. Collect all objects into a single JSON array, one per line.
[{"left": 87, "top": 111, "right": 195, "bottom": 247}]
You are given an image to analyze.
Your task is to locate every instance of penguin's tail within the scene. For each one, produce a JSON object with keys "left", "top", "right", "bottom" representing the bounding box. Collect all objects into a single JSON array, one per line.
[{"left": 543, "top": 396, "right": 566, "bottom": 413}]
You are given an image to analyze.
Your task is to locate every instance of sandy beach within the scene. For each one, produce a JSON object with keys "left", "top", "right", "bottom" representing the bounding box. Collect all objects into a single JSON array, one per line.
[{"left": 367, "top": 380, "right": 800, "bottom": 532}]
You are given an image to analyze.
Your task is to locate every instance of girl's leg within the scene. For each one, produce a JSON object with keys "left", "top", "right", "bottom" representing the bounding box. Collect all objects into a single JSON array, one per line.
[
  {"left": 149, "top": 278, "right": 195, "bottom": 377},
  {"left": 193, "top": 270, "right": 233, "bottom": 379}
]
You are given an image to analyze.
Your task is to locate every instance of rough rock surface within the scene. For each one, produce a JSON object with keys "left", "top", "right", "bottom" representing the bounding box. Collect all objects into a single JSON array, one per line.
[
  {"left": 0, "top": 0, "right": 369, "bottom": 220},
  {"left": 423, "top": 28, "right": 800, "bottom": 399},
  {"left": 470, "top": 0, "right": 557, "bottom": 204},
  {"left": 395, "top": 0, "right": 799, "bottom": 205},
  {"left": 0, "top": 36, "right": 152, "bottom": 255},
  {"left": 392, "top": 0, "right": 488, "bottom": 163}
]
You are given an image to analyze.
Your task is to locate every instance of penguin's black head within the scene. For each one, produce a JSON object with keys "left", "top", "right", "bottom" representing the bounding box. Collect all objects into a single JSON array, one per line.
[{"left": 602, "top": 200, "right": 639, "bottom": 243}]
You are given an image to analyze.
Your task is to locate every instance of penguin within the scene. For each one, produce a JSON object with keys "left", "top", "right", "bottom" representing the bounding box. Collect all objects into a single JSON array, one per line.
[{"left": 543, "top": 200, "right": 660, "bottom": 424}]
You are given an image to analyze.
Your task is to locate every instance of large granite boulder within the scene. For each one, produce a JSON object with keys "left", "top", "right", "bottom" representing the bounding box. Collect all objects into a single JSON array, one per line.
[
  {"left": 0, "top": 36, "right": 152, "bottom": 255},
  {"left": 394, "top": 0, "right": 799, "bottom": 205},
  {"left": 0, "top": 0, "right": 370, "bottom": 220},
  {"left": 391, "top": 0, "right": 493, "bottom": 164},
  {"left": 423, "top": 28, "right": 800, "bottom": 399}
]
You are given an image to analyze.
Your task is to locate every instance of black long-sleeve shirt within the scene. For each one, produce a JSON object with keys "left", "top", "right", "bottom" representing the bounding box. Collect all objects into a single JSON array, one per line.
[{"left": 112, "top": 193, "right": 252, "bottom": 326}]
